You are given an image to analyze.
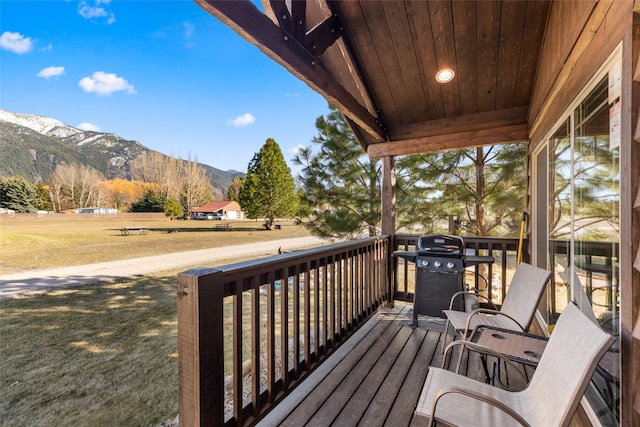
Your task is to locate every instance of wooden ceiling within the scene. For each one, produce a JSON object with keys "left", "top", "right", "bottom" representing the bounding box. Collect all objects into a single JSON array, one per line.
[{"left": 196, "top": 0, "right": 551, "bottom": 157}]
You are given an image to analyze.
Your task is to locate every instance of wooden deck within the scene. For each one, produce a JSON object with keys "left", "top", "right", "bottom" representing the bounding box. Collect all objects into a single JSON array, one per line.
[{"left": 256, "top": 303, "right": 496, "bottom": 427}]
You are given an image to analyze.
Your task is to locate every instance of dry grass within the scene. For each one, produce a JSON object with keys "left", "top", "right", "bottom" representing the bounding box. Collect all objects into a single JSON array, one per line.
[
  {"left": 0, "top": 215, "right": 314, "bottom": 426},
  {"left": 0, "top": 215, "right": 311, "bottom": 274},
  {"left": 0, "top": 273, "right": 180, "bottom": 426}
]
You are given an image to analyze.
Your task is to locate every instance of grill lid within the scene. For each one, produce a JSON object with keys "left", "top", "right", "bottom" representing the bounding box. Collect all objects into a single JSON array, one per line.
[{"left": 417, "top": 234, "right": 464, "bottom": 256}]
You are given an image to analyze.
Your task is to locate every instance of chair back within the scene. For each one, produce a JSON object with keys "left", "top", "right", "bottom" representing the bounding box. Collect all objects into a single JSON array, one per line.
[
  {"left": 499, "top": 262, "right": 551, "bottom": 330},
  {"left": 526, "top": 302, "right": 615, "bottom": 426},
  {"left": 565, "top": 266, "right": 600, "bottom": 325}
]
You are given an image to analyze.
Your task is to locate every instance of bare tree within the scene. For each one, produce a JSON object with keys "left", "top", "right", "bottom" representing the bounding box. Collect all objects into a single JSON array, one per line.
[
  {"left": 180, "top": 156, "right": 213, "bottom": 211},
  {"left": 131, "top": 152, "right": 214, "bottom": 211},
  {"left": 49, "top": 163, "right": 105, "bottom": 210}
]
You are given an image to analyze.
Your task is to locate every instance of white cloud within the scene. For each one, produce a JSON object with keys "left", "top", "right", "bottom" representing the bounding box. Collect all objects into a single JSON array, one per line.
[
  {"left": 78, "top": 0, "right": 115, "bottom": 24},
  {"left": 37, "top": 66, "right": 65, "bottom": 79},
  {"left": 183, "top": 22, "right": 195, "bottom": 39},
  {"left": 291, "top": 144, "right": 305, "bottom": 155},
  {"left": 228, "top": 113, "right": 255, "bottom": 127},
  {"left": 41, "top": 43, "right": 53, "bottom": 52},
  {"left": 78, "top": 71, "right": 136, "bottom": 96},
  {"left": 0, "top": 31, "right": 33, "bottom": 54},
  {"left": 77, "top": 122, "right": 100, "bottom": 132}
]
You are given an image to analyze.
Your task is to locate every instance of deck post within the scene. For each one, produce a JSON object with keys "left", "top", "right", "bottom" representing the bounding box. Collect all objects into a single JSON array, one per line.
[
  {"left": 178, "top": 268, "right": 225, "bottom": 427},
  {"left": 382, "top": 155, "right": 396, "bottom": 306}
]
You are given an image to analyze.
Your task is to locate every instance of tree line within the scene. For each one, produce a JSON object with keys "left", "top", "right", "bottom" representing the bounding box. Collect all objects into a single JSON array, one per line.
[{"left": 0, "top": 152, "right": 219, "bottom": 217}]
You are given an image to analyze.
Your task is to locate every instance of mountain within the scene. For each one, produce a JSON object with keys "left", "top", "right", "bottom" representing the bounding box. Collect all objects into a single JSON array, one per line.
[{"left": 0, "top": 110, "right": 243, "bottom": 193}]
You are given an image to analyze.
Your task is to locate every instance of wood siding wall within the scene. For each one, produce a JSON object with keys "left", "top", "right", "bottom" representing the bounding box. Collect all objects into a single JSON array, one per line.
[
  {"left": 630, "top": 9, "right": 640, "bottom": 425},
  {"left": 529, "top": 1, "right": 633, "bottom": 145}
]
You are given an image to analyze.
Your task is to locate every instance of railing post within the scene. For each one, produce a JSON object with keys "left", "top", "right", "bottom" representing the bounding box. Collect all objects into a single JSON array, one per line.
[
  {"left": 382, "top": 156, "right": 396, "bottom": 307},
  {"left": 178, "top": 268, "right": 225, "bottom": 427}
]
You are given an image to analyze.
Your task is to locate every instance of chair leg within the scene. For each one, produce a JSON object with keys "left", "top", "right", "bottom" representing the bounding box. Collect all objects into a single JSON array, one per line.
[{"left": 440, "top": 318, "right": 452, "bottom": 354}]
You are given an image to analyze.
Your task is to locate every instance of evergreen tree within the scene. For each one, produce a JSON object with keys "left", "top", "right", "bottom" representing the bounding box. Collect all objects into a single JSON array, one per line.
[
  {"left": 227, "top": 177, "right": 244, "bottom": 202},
  {"left": 294, "top": 105, "right": 527, "bottom": 238},
  {"left": 238, "top": 138, "right": 298, "bottom": 229},
  {"left": 0, "top": 176, "right": 39, "bottom": 212},
  {"left": 130, "top": 190, "right": 168, "bottom": 212},
  {"left": 405, "top": 143, "right": 527, "bottom": 236},
  {"left": 294, "top": 105, "right": 381, "bottom": 238},
  {"left": 35, "top": 183, "right": 54, "bottom": 211},
  {"left": 164, "top": 198, "right": 183, "bottom": 219}
]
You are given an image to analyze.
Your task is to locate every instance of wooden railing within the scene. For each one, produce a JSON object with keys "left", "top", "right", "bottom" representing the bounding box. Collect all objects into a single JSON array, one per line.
[
  {"left": 393, "top": 234, "right": 522, "bottom": 305},
  {"left": 548, "top": 239, "right": 619, "bottom": 321},
  {"left": 177, "top": 236, "right": 390, "bottom": 426}
]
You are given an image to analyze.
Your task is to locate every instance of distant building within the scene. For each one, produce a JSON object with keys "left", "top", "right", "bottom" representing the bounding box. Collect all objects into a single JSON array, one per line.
[
  {"left": 78, "top": 207, "right": 119, "bottom": 214},
  {"left": 190, "top": 201, "right": 243, "bottom": 219}
]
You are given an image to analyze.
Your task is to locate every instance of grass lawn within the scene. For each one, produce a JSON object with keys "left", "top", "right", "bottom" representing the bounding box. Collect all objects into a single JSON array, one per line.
[
  {"left": 0, "top": 215, "right": 314, "bottom": 426},
  {"left": 0, "top": 215, "right": 311, "bottom": 274},
  {"left": 1, "top": 272, "right": 182, "bottom": 426}
]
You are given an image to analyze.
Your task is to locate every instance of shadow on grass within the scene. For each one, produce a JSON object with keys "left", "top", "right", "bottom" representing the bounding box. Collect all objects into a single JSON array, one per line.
[
  {"left": 108, "top": 226, "right": 274, "bottom": 235},
  {"left": 0, "top": 275, "right": 179, "bottom": 426}
]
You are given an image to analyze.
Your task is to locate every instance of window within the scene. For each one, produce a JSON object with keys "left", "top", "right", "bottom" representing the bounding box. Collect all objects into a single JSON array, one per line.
[{"left": 534, "top": 52, "right": 621, "bottom": 424}]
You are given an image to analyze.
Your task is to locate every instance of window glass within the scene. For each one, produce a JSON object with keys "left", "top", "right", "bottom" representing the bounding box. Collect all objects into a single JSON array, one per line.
[
  {"left": 542, "top": 75, "right": 620, "bottom": 424},
  {"left": 548, "top": 118, "right": 571, "bottom": 323}
]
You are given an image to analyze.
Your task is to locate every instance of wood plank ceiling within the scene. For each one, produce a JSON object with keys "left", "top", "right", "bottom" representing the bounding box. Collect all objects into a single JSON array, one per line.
[{"left": 196, "top": 0, "right": 551, "bottom": 157}]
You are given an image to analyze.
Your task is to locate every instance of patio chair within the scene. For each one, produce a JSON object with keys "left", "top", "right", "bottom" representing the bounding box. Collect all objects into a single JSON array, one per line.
[
  {"left": 442, "top": 262, "right": 551, "bottom": 352},
  {"left": 415, "top": 302, "right": 616, "bottom": 426}
]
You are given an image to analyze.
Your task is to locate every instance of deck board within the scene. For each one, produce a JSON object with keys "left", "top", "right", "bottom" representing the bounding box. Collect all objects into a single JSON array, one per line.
[{"left": 256, "top": 304, "right": 511, "bottom": 427}]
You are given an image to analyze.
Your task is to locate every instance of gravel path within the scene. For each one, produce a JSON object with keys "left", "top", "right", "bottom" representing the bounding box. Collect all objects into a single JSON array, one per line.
[{"left": 0, "top": 236, "right": 327, "bottom": 301}]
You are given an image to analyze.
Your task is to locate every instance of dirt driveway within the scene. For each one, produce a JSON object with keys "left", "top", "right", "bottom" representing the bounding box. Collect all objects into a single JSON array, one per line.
[{"left": 0, "top": 236, "right": 327, "bottom": 301}]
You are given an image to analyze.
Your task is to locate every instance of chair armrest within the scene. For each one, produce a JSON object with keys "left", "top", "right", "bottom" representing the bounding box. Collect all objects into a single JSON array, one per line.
[
  {"left": 463, "top": 309, "right": 525, "bottom": 339},
  {"left": 448, "top": 291, "right": 494, "bottom": 310},
  {"left": 441, "top": 341, "right": 528, "bottom": 390},
  {"left": 428, "top": 385, "right": 531, "bottom": 427}
]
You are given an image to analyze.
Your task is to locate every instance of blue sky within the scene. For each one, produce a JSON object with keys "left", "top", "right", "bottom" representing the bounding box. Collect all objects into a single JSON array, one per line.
[{"left": 0, "top": 0, "right": 329, "bottom": 174}]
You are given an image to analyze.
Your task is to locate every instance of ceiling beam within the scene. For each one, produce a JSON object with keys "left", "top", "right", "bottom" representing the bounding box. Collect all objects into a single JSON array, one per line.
[
  {"left": 367, "top": 123, "right": 528, "bottom": 158},
  {"left": 196, "top": 0, "right": 386, "bottom": 143},
  {"left": 387, "top": 106, "right": 529, "bottom": 141}
]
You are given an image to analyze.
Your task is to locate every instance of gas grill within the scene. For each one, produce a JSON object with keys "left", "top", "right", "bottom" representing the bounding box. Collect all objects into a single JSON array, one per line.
[{"left": 393, "top": 234, "right": 494, "bottom": 324}]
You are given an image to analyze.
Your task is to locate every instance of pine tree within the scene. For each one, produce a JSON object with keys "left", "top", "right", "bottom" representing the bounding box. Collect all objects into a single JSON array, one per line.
[
  {"left": 238, "top": 138, "right": 298, "bottom": 229},
  {"left": 0, "top": 176, "right": 39, "bottom": 213},
  {"left": 294, "top": 105, "right": 381, "bottom": 238},
  {"left": 35, "top": 183, "right": 54, "bottom": 211},
  {"left": 130, "top": 190, "right": 168, "bottom": 212},
  {"left": 404, "top": 143, "right": 527, "bottom": 236}
]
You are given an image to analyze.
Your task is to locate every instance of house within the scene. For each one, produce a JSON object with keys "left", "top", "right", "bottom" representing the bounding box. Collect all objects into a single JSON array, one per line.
[
  {"left": 179, "top": 1, "right": 639, "bottom": 426},
  {"left": 190, "top": 201, "right": 243, "bottom": 219}
]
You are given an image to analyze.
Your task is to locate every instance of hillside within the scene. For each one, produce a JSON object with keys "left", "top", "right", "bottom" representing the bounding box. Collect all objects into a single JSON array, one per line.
[{"left": 0, "top": 110, "right": 243, "bottom": 192}]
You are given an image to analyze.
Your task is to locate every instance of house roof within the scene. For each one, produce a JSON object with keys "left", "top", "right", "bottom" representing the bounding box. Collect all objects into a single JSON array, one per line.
[
  {"left": 196, "top": 0, "right": 551, "bottom": 157},
  {"left": 191, "top": 201, "right": 241, "bottom": 213}
]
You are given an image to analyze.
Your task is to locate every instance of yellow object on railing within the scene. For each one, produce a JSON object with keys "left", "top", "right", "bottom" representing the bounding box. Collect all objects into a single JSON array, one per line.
[{"left": 517, "top": 212, "right": 528, "bottom": 265}]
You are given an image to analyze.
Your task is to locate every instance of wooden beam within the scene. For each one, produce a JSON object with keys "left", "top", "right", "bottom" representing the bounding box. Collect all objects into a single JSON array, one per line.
[
  {"left": 387, "top": 106, "right": 529, "bottom": 141},
  {"left": 196, "top": 0, "right": 386, "bottom": 143},
  {"left": 368, "top": 124, "right": 528, "bottom": 158}
]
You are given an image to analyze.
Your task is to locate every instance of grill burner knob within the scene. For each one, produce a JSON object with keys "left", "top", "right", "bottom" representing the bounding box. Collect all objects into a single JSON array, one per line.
[
  {"left": 447, "top": 262, "right": 455, "bottom": 269},
  {"left": 420, "top": 259, "right": 429, "bottom": 267},
  {"left": 434, "top": 261, "right": 442, "bottom": 268}
]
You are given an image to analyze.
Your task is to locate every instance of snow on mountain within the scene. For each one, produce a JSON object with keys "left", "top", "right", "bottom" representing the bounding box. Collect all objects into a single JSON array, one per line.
[{"left": 0, "top": 110, "right": 82, "bottom": 139}]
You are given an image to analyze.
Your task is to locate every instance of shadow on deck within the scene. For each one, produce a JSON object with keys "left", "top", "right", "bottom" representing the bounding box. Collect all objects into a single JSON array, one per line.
[{"left": 256, "top": 303, "right": 496, "bottom": 426}]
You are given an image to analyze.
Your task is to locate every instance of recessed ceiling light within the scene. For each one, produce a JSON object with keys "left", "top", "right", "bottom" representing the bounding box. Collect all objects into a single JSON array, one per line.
[{"left": 436, "top": 68, "right": 455, "bottom": 83}]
